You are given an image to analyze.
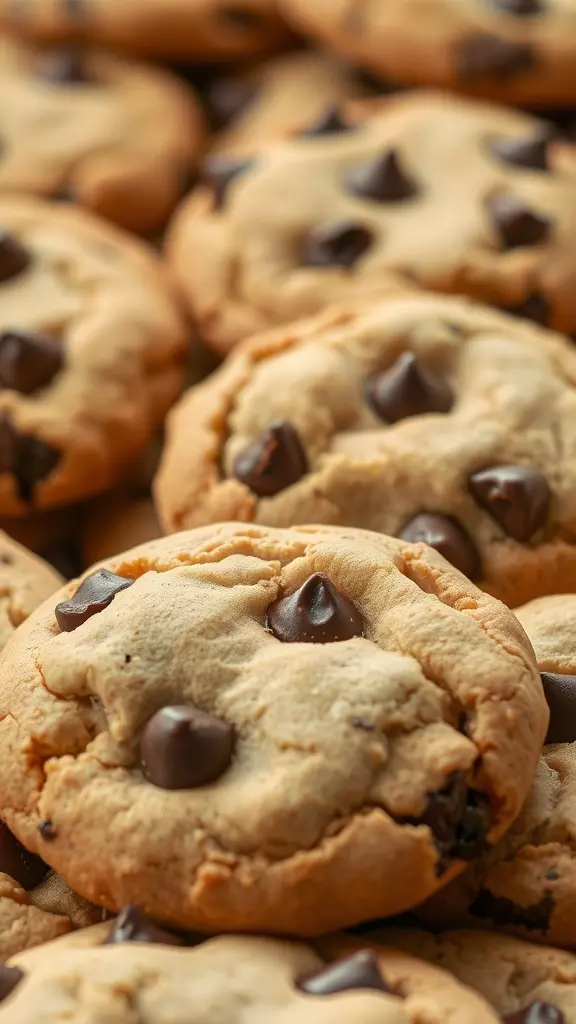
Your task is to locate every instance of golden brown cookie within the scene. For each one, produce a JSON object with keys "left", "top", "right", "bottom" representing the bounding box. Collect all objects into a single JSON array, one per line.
[{"left": 0, "top": 529, "right": 61, "bottom": 648}]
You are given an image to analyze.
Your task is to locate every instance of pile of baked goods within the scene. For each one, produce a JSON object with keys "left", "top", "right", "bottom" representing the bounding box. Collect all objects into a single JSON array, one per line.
[{"left": 0, "top": 0, "right": 573, "bottom": 1020}]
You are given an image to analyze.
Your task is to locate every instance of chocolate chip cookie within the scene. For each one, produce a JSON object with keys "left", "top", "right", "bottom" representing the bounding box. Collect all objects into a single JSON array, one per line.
[
  {"left": 0, "top": 529, "right": 61, "bottom": 648},
  {"left": 156, "top": 291, "right": 576, "bottom": 608},
  {"left": 281, "top": 0, "right": 576, "bottom": 107},
  {"left": 0, "top": 523, "right": 547, "bottom": 933},
  {"left": 0, "top": 194, "right": 187, "bottom": 516},
  {"left": 167, "top": 91, "right": 576, "bottom": 355},
  {"left": 0, "top": 0, "right": 291, "bottom": 60}
]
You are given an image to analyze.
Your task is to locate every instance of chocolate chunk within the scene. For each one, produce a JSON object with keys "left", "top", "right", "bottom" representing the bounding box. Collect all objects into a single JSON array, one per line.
[
  {"left": 411, "top": 774, "right": 491, "bottom": 867},
  {"left": 491, "top": 0, "right": 543, "bottom": 12},
  {"left": 55, "top": 568, "right": 135, "bottom": 632},
  {"left": 347, "top": 148, "right": 418, "bottom": 202},
  {"left": 509, "top": 292, "right": 549, "bottom": 326},
  {"left": 487, "top": 195, "right": 552, "bottom": 249},
  {"left": 203, "top": 154, "right": 254, "bottom": 209},
  {"left": 469, "top": 465, "right": 550, "bottom": 541},
  {"left": 366, "top": 352, "right": 453, "bottom": 423},
  {"left": 0, "top": 965, "right": 23, "bottom": 1004},
  {"left": 13, "top": 435, "right": 61, "bottom": 503},
  {"left": 204, "top": 77, "right": 258, "bottom": 130},
  {"left": 492, "top": 128, "right": 552, "bottom": 171},
  {"left": 0, "top": 822, "right": 49, "bottom": 888},
  {"left": 0, "top": 231, "right": 30, "bottom": 283},
  {"left": 300, "top": 105, "right": 352, "bottom": 137},
  {"left": 0, "top": 330, "right": 63, "bottom": 394},
  {"left": 504, "top": 1004, "right": 564, "bottom": 1024},
  {"left": 266, "top": 573, "right": 363, "bottom": 644},
  {"left": 400, "top": 514, "right": 481, "bottom": 580},
  {"left": 140, "top": 706, "right": 235, "bottom": 790},
  {"left": 470, "top": 888, "right": 554, "bottom": 932},
  {"left": 457, "top": 34, "right": 535, "bottom": 79},
  {"left": 104, "top": 906, "right": 183, "bottom": 946},
  {"left": 301, "top": 220, "right": 374, "bottom": 268},
  {"left": 38, "top": 819, "right": 57, "bottom": 841},
  {"left": 37, "top": 46, "right": 88, "bottom": 85},
  {"left": 540, "top": 673, "right": 576, "bottom": 743},
  {"left": 298, "top": 950, "right": 390, "bottom": 996},
  {"left": 233, "top": 421, "right": 307, "bottom": 496}
]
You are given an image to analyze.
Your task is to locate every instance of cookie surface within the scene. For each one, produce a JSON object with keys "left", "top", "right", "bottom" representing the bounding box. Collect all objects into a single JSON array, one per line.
[
  {"left": 0, "top": 195, "right": 187, "bottom": 516},
  {"left": 0, "top": 522, "right": 546, "bottom": 933},
  {"left": 0, "top": 35, "right": 202, "bottom": 232},
  {"left": 0, "top": 529, "right": 61, "bottom": 648},
  {"left": 156, "top": 291, "right": 576, "bottom": 608},
  {"left": 167, "top": 91, "right": 576, "bottom": 355},
  {"left": 282, "top": 0, "right": 576, "bottom": 107},
  {"left": 0, "top": 0, "right": 291, "bottom": 59}
]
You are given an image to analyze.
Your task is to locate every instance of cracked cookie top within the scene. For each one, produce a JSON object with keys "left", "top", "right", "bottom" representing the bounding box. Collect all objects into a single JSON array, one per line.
[{"left": 0, "top": 522, "right": 546, "bottom": 934}]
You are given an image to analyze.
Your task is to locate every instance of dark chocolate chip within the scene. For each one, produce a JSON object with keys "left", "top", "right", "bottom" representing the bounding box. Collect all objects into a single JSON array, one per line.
[
  {"left": 365, "top": 352, "right": 453, "bottom": 423},
  {"left": 0, "top": 231, "right": 30, "bottom": 283},
  {"left": 400, "top": 513, "right": 481, "bottom": 580},
  {"left": 140, "top": 706, "right": 235, "bottom": 790},
  {"left": 301, "top": 219, "right": 374, "bottom": 268},
  {"left": 487, "top": 194, "right": 552, "bottom": 249},
  {"left": 0, "top": 964, "right": 24, "bottom": 1004},
  {"left": 470, "top": 888, "right": 554, "bottom": 932},
  {"left": 300, "top": 105, "right": 352, "bottom": 137},
  {"left": 492, "top": 127, "right": 552, "bottom": 171},
  {"left": 403, "top": 774, "right": 491, "bottom": 868},
  {"left": 0, "top": 330, "right": 63, "bottom": 395},
  {"left": 55, "top": 568, "right": 135, "bottom": 632},
  {"left": 104, "top": 906, "right": 183, "bottom": 946},
  {"left": 36, "top": 46, "right": 89, "bottom": 85},
  {"left": 233, "top": 421, "right": 308, "bottom": 496},
  {"left": 347, "top": 148, "right": 418, "bottom": 202},
  {"left": 204, "top": 77, "right": 259, "bottom": 131},
  {"left": 545, "top": 870, "right": 560, "bottom": 880},
  {"left": 504, "top": 1004, "right": 564, "bottom": 1024},
  {"left": 457, "top": 34, "right": 535, "bottom": 79},
  {"left": 298, "top": 950, "right": 390, "bottom": 996},
  {"left": 202, "top": 154, "right": 254, "bottom": 209},
  {"left": 13, "top": 435, "right": 61, "bottom": 503},
  {"left": 469, "top": 465, "right": 550, "bottom": 541},
  {"left": 491, "top": 0, "right": 543, "bottom": 12},
  {"left": 52, "top": 183, "right": 76, "bottom": 203},
  {"left": 266, "top": 573, "right": 363, "bottom": 644},
  {"left": 0, "top": 822, "right": 49, "bottom": 889},
  {"left": 540, "top": 673, "right": 576, "bottom": 743},
  {"left": 38, "top": 819, "right": 57, "bottom": 841},
  {"left": 509, "top": 293, "right": 549, "bottom": 326}
]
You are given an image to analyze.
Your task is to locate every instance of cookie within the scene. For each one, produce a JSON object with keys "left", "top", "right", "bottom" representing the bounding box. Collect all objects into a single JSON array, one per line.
[
  {"left": 416, "top": 594, "right": 576, "bottom": 948},
  {"left": 81, "top": 495, "right": 161, "bottom": 567},
  {"left": 0, "top": 0, "right": 291, "bottom": 60},
  {"left": 0, "top": 924, "right": 500, "bottom": 1023},
  {"left": 0, "top": 522, "right": 546, "bottom": 934},
  {"left": 0, "top": 35, "right": 203, "bottom": 233},
  {"left": 0, "top": 195, "right": 187, "bottom": 516},
  {"left": 167, "top": 90, "right": 576, "bottom": 356},
  {"left": 281, "top": 0, "right": 576, "bottom": 108},
  {"left": 0, "top": 529, "right": 61, "bottom": 648},
  {"left": 155, "top": 291, "right": 576, "bottom": 608}
]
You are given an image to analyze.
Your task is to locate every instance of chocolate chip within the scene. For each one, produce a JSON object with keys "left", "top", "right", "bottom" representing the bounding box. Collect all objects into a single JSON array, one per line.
[
  {"left": 347, "top": 148, "right": 418, "bottom": 202},
  {"left": 0, "top": 822, "right": 49, "bottom": 889},
  {"left": 300, "top": 105, "right": 352, "bottom": 137},
  {"left": 55, "top": 568, "right": 135, "bottom": 632},
  {"left": 233, "top": 421, "right": 308, "bottom": 496},
  {"left": 204, "top": 77, "right": 258, "bottom": 130},
  {"left": 38, "top": 819, "right": 57, "bottom": 841},
  {"left": 487, "top": 195, "right": 552, "bottom": 249},
  {"left": 298, "top": 950, "right": 390, "bottom": 996},
  {"left": 266, "top": 573, "right": 363, "bottom": 644},
  {"left": 402, "top": 774, "right": 491, "bottom": 868},
  {"left": 0, "top": 330, "right": 63, "bottom": 395},
  {"left": 366, "top": 352, "right": 453, "bottom": 423},
  {"left": 140, "top": 706, "right": 235, "bottom": 790},
  {"left": 0, "top": 965, "right": 24, "bottom": 1004},
  {"left": 469, "top": 465, "right": 550, "bottom": 541},
  {"left": 301, "top": 220, "right": 374, "bottom": 268},
  {"left": 491, "top": 0, "right": 543, "bottom": 12},
  {"left": 503, "top": 1003, "right": 564, "bottom": 1024},
  {"left": 492, "top": 127, "right": 552, "bottom": 171},
  {"left": 470, "top": 888, "right": 554, "bottom": 932},
  {"left": 457, "top": 34, "right": 535, "bottom": 79},
  {"left": 400, "top": 514, "right": 481, "bottom": 580},
  {"left": 545, "top": 870, "right": 560, "bottom": 880},
  {"left": 52, "top": 183, "right": 76, "bottom": 203},
  {"left": 0, "top": 231, "right": 30, "bottom": 283},
  {"left": 37, "top": 46, "right": 89, "bottom": 85},
  {"left": 13, "top": 435, "right": 61, "bottom": 503},
  {"left": 202, "top": 154, "right": 254, "bottom": 209},
  {"left": 540, "top": 673, "right": 576, "bottom": 743},
  {"left": 104, "top": 906, "right": 183, "bottom": 946},
  {"left": 509, "top": 292, "right": 549, "bottom": 326}
]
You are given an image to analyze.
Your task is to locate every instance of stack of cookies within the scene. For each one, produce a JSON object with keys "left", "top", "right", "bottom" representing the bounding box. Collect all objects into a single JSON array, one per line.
[{"left": 0, "top": 0, "right": 572, "bottom": 1020}]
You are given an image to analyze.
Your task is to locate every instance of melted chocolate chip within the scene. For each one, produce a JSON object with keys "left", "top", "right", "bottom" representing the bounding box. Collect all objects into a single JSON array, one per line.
[
  {"left": 0, "top": 330, "right": 63, "bottom": 394},
  {"left": 509, "top": 293, "right": 549, "bottom": 326},
  {"left": 470, "top": 888, "right": 554, "bottom": 932},
  {"left": 0, "top": 231, "right": 30, "bottom": 283},
  {"left": 37, "top": 46, "right": 89, "bottom": 85},
  {"left": 104, "top": 906, "right": 183, "bottom": 946},
  {"left": 55, "top": 568, "right": 135, "bottom": 632},
  {"left": 233, "top": 421, "right": 307, "bottom": 496},
  {"left": 457, "top": 34, "right": 535, "bottom": 79},
  {"left": 140, "top": 706, "right": 235, "bottom": 790},
  {"left": 0, "top": 822, "right": 49, "bottom": 888},
  {"left": 347, "top": 148, "right": 418, "bottom": 202},
  {"left": 203, "top": 154, "right": 254, "bottom": 209},
  {"left": 300, "top": 105, "right": 352, "bottom": 137},
  {"left": 365, "top": 352, "right": 453, "bottom": 423},
  {"left": 469, "top": 465, "right": 550, "bottom": 541},
  {"left": 13, "top": 435, "right": 61, "bottom": 503},
  {"left": 504, "top": 1004, "right": 564, "bottom": 1024},
  {"left": 487, "top": 195, "right": 552, "bottom": 249},
  {"left": 540, "top": 673, "right": 576, "bottom": 743},
  {"left": 299, "top": 950, "right": 390, "bottom": 995},
  {"left": 0, "top": 965, "right": 24, "bottom": 1004},
  {"left": 301, "top": 220, "right": 374, "bottom": 268},
  {"left": 405, "top": 774, "right": 491, "bottom": 869},
  {"left": 492, "top": 128, "right": 552, "bottom": 171},
  {"left": 204, "top": 77, "right": 258, "bottom": 130},
  {"left": 400, "top": 513, "right": 481, "bottom": 580},
  {"left": 266, "top": 573, "right": 363, "bottom": 644},
  {"left": 491, "top": 0, "right": 543, "bottom": 12}
]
